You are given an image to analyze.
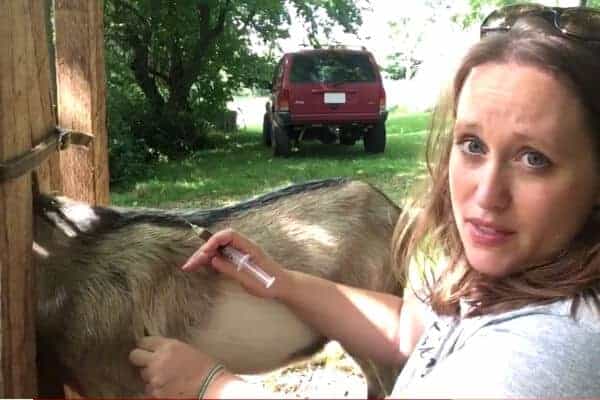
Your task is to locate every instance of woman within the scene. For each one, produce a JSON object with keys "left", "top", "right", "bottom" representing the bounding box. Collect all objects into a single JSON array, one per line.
[{"left": 129, "top": 4, "right": 600, "bottom": 398}]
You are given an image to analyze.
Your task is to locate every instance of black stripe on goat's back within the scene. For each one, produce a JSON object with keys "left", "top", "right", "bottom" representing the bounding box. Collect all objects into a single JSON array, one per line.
[
  {"left": 107, "top": 178, "right": 352, "bottom": 231},
  {"left": 180, "top": 177, "right": 351, "bottom": 225},
  {"left": 33, "top": 178, "right": 353, "bottom": 236}
]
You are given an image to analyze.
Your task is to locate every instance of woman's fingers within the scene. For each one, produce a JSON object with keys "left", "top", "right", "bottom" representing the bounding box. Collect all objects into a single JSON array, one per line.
[
  {"left": 180, "top": 248, "right": 212, "bottom": 272},
  {"left": 136, "top": 335, "right": 168, "bottom": 351},
  {"left": 130, "top": 336, "right": 219, "bottom": 398},
  {"left": 129, "top": 336, "right": 169, "bottom": 369},
  {"left": 181, "top": 229, "right": 235, "bottom": 271},
  {"left": 217, "top": 229, "right": 266, "bottom": 261},
  {"left": 210, "top": 253, "right": 262, "bottom": 284},
  {"left": 140, "top": 367, "right": 152, "bottom": 383},
  {"left": 182, "top": 229, "right": 266, "bottom": 272},
  {"left": 180, "top": 228, "right": 285, "bottom": 298},
  {"left": 129, "top": 348, "right": 153, "bottom": 367}
]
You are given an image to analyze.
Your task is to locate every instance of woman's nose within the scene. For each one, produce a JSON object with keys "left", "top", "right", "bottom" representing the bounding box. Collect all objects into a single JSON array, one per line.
[{"left": 474, "top": 163, "right": 511, "bottom": 211}]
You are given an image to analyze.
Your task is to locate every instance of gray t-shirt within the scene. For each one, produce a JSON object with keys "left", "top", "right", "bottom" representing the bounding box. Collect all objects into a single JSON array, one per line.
[{"left": 391, "top": 293, "right": 600, "bottom": 398}]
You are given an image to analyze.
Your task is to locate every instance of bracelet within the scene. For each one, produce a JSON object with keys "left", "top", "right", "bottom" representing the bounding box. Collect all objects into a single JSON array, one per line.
[{"left": 197, "top": 363, "right": 226, "bottom": 400}]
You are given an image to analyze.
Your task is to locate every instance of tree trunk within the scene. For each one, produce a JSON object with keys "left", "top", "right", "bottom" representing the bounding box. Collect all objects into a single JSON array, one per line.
[
  {"left": 166, "top": 80, "right": 192, "bottom": 115},
  {"left": 131, "top": 37, "right": 165, "bottom": 114}
]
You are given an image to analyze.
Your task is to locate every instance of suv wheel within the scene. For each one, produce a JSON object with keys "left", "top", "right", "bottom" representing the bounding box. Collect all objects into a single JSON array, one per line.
[
  {"left": 272, "top": 123, "right": 291, "bottom": 157},
  {"left": 364, "top": 121, "right": 386, "bottom": 153},
  {"left": 262, "top": 113, "right": 272, "bottom": 147}
]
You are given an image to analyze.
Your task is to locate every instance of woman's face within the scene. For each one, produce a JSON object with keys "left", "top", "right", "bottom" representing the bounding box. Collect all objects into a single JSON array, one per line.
[{"left": 450, "top": 62, "right": 600, "bottom": 277}]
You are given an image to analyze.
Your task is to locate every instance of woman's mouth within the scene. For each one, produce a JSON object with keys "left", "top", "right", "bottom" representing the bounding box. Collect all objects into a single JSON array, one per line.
[{"left": 466, "top": 219, "right": 515, "bottom": 246}]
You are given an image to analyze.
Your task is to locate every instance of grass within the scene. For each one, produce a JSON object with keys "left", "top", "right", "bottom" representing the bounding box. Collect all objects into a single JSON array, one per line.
[{"left": 110, "top": 109, "right": 431, "bottom": 208}]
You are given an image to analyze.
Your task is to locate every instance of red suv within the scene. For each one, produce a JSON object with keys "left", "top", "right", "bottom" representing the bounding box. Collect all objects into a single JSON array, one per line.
[{"left": 263, "top": 47, "right": 388, "bottom": 156}]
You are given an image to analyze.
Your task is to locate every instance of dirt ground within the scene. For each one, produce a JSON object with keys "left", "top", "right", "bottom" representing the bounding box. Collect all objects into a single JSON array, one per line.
[{"left": 241, "top": 341, "right": 368, "bottom": 399}]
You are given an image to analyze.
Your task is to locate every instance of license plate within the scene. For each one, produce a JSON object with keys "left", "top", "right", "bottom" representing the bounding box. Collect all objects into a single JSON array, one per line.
[{"left": 324, "top": 92, "right": 346, "bottom": 104}]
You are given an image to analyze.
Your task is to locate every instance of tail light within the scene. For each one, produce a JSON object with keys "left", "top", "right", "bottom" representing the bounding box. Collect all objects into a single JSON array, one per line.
[
  {"left": 379, "top": 88, "right": 386, "bottom": 113},
  {"left": 277, "top": 88, "right": 290, "bottom": 112}
]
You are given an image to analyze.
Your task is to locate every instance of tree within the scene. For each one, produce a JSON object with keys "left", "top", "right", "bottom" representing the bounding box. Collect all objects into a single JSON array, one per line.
[
  {"left": 458, "top": 0, "right": 522, "bottom": 28},
  {"left": 383, "top": 0, "right": 472, "bottom": 81},
  {"left": 105, "top": 0, "right": 363, "bottom": 159},
  {"left": 384, "top": 16, "right": 425, "bottom": 80}
]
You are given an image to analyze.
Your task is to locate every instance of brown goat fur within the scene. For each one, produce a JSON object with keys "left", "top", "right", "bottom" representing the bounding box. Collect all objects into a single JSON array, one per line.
[{"left": 33, "top": 178, "right": 402, "bottom": 398}]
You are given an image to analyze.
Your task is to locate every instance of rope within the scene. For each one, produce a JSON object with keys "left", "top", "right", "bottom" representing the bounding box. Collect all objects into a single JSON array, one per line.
[{"left": 0, "top": 127, "right": 93, "bottom": 183}]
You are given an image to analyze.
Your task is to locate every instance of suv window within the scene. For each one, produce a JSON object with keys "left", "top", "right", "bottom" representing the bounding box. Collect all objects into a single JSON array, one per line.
[{"left": 289, "top": 52, "right": 377, "bottom": 84}]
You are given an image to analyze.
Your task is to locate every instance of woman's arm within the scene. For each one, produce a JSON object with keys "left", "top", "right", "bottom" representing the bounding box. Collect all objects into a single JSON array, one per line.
[
  {"left": 279, "top": 269, "right": 414, "bottom": 366},
  {"left": 182, "top": 229, "right": 425, "bottom": 367}
]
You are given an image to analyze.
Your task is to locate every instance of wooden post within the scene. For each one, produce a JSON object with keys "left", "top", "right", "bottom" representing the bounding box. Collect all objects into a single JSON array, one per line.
[
  {"left": 55, "top": 0, "right": 109, "bottom": 205},
  {"left": 0, "top": 0, "right": 58, "bottom": 395},
  {"left": 35, "top": 0, "right": 63, "bottom": 193}
]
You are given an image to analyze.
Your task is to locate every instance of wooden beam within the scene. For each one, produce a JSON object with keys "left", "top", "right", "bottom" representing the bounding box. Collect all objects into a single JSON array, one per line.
[
  {"left": 55, "top": 0, "right": 109, "bottom": 205},
  {"left": 32, "top": 0, "right": 62, "bottom": 193},
  {"left": 0, "top": 0, "right": 58, "bottom": 395}
]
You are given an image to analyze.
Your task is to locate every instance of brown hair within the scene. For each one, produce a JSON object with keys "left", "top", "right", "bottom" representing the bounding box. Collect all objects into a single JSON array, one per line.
[{"left": 393, "top": 17, "right": 600, "bottom": 317}]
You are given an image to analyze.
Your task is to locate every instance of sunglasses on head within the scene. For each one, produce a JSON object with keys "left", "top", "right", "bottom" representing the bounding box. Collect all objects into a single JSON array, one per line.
[{"left": 480, "top": 3, "right": 600, "bottom": 42}]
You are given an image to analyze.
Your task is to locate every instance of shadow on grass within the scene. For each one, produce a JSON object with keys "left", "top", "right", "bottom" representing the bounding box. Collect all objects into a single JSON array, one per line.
[{"left": 111, "top": 123, "right": 428, "bottom": 208}]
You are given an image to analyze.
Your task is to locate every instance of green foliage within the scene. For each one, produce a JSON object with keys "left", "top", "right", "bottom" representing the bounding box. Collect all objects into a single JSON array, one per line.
[
  {"left": 458, "top": 0, "right": 525, "bottom": 27},
  {"left": 383, "top": 16, "right": 424, "bottom": 80},
  {"left": 105, "top": 0, "right": 363, "bottom": 182},
  {"left": 458, "top": 0, "right": 600, "bottom": 32},
  {"left": 383, "top": 0, "right": 462, "bottom": 81},
  {"left": 106, "top": 47, "right": 153, "bottom": 184},
  {"left": 384, "top": 0, "right": 598, "bottom": 82},
  {"left": 384, "top": 55, "right": 421, "bottom": 80}
]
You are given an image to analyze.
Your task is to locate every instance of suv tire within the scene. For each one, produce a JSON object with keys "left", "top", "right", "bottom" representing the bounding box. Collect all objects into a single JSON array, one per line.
[
  {"left": 272, "top": 123, "right": 291, "bottom": 157},
  {"left": 364, "top": 121, "right": 386, "bottom": 153},
  {"left": 262, "top": 113, "right": 272, "bottom": 147}
]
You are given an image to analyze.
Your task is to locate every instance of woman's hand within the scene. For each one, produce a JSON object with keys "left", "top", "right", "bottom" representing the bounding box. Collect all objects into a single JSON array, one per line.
[
  {"left": 181, "top": 228, "right": 290, "bottom": 300},
  {"left": 129, "top": 336, "right": 229, "bottom": 398}
]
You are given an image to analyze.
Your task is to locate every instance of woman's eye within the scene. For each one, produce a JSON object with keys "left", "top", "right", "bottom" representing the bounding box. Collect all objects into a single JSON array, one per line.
[
  {"left": 520, "top": 151, "right": 550, "bottom": 169},
  {"left": 458, "top": 138, "right": 486, "bottom": 155}
]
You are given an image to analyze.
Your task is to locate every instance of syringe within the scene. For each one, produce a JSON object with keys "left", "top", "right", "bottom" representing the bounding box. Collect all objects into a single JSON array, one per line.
[{"left": 189, "top": 225, "right": 275, "bottom": 288}]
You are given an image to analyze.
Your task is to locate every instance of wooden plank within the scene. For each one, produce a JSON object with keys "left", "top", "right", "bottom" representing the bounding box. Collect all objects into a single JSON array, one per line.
[
  {"left": 30, "top": 1, "right": 64, "bottom": 394},
  {"left": 90, "top": 0, "right": 110, "bottom": 205},
  {"left": 0, "top": 0, "right": 51, "bottom": 396},
  {"left": 30, "top": 0, "right": 62, "bottom": 193},
  {"left": 55, "top": 0, "right": 109, "bottom": 205}
]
